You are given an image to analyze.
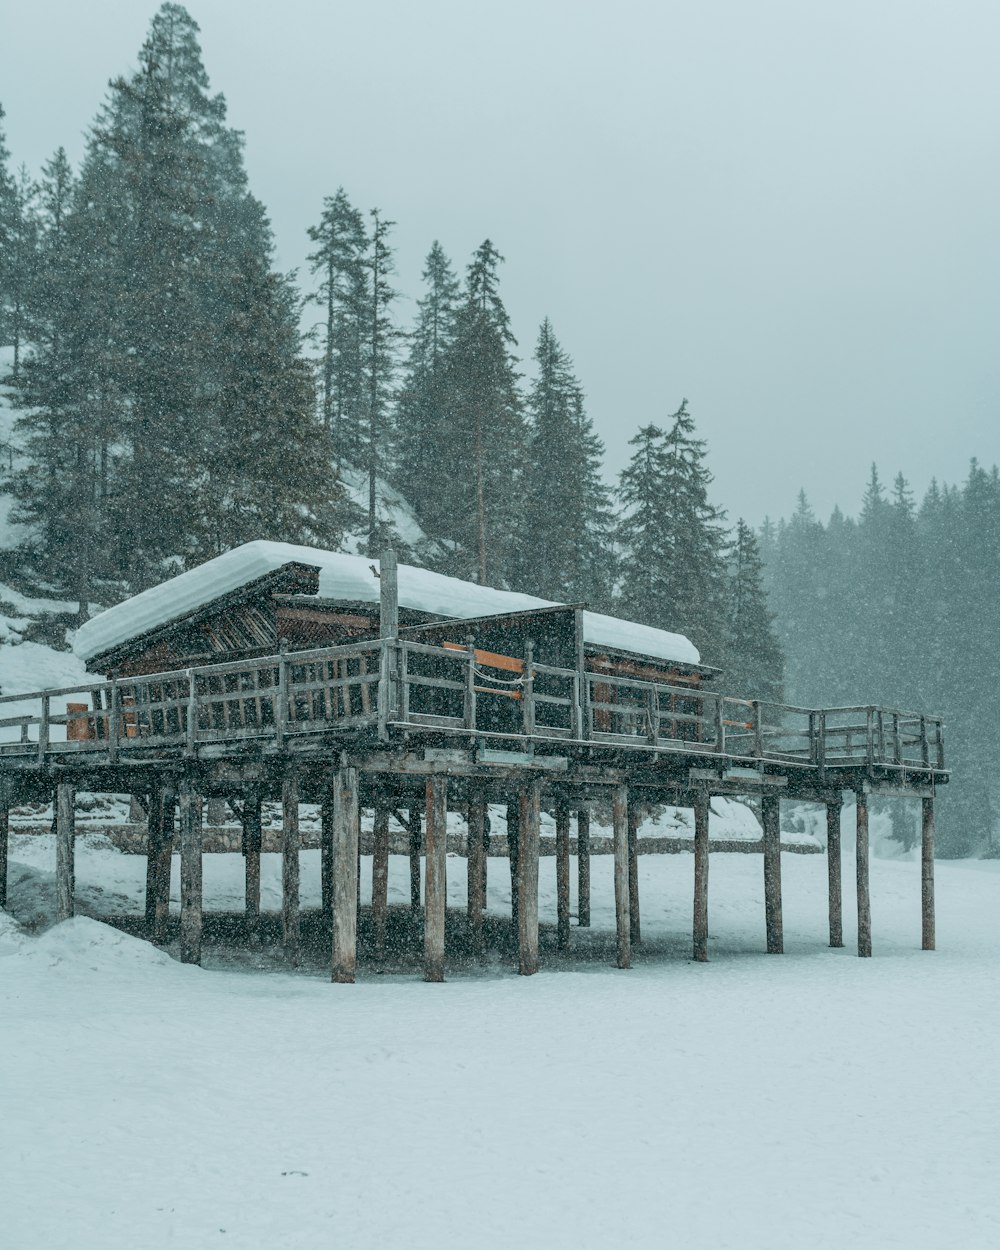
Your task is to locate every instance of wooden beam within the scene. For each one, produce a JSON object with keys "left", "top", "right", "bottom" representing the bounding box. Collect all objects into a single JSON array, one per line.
[
  {"left": 179, "top": 778, "right": 202, "bottom": 965},
  {"left": 0, "top": 791, "right": 8, "bottom": 910},
  {"left": 424, "top": 775, "right": 448, "bottom": 982},
  {"left": 144, "top": 785, "right": 162, "bottom": 934},
  {"left": 332, "top": 765, "right": 360, "bottom": 983},
  {"left": 612, "top": 784, "right": 631, "bottom": 969},
  {"left": 467, "top": 788, "right": 486, "bottom": 956},
  {"left": 242, "top": 788, "right": 262, "bottom": 933},
  {"left": 56, "top": 782, "right": 75, "bottom": 922},
  {"left": 408, "top": 802, "right": 421, "bottom": 914},
  {"left": 921, "top": 796, "right": 935, "bottom": 951},
  {"left": 555, "top": 796, "right": 571, "bottom": 951},
  {"left": 507, "top": 799, "right": 520, "bottom": 932},
  {"left": 827, "top": 799, "right": 843, "bottom": 948},
  {"left": 856, "top": 792, "right": 872, "bottom": 957},
  {"left": 372, "top": 800, "right": 390, "bottom": 960},
  {"left": 154, "top": 792, "right": 175, "bottom": 944},
  {"left": 380, "top": 547, "right": 399, "bottom": 639},
  {"left": 282, "top": 773, "right": 300, "bottom": 961},
  {"left": 577, "top": 808, "right": 591, "bottom": 928},
  {"left": 320, "top": 789, "right": 334, "bottom": 920},
  {"left": 517, "top": 780, "right": 541, "bottom": 976},
  {"left": 693, "top": 791, "right": 710, "bottom": 962},
  {"left": 762, "top": 793, "right": 783, "bottom": 954},
  {"left": 627, "top": 801, "right": 641, "bottom": 944}
]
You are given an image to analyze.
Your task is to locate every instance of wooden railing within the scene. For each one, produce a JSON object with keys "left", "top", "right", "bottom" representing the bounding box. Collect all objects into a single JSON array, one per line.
[{"left": 0, "top": 638, "right": 946, "bottom": 775}]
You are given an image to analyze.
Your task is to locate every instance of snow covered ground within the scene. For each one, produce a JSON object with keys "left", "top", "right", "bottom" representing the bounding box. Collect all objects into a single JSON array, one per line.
[{"left": 3, "top": 832, "right": 999, "bottom": 1248}]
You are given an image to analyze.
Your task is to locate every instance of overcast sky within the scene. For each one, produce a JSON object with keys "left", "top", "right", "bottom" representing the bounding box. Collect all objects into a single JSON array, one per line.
[{"left": 2, "top": 0, "right": 997, "bottom": 525}]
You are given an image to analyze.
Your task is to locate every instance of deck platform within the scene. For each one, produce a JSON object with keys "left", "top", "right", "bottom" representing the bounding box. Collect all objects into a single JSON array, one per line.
[{"left": 0, "top": 637, "right": 947, "bottom": 976}]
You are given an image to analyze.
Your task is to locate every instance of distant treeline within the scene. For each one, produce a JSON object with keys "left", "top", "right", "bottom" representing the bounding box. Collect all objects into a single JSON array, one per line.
[
  {"left": 762, "top": 467, "right": 1000, "bottom": 853},
  {"left": 0, "top": 4, "right": 993, "bottom": 852}
]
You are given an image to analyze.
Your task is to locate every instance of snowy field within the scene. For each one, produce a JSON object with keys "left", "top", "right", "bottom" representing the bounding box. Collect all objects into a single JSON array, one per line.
[{"left": 3, "top": 835, "right": 999, "bottom": 1249}]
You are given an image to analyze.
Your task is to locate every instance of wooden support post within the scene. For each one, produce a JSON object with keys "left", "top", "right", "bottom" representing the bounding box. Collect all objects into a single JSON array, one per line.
[
  {"left": 154, "top": 792, "right": 175, "bottom": 944},
  {"left": 0, "top": 791, "right": 8, "bottom": 910},
  {"left": 627, "top": 802, "right": 641, "bottom": 944},
  {"left": 921, "top": 796, "right": 935, "bottom": 951},
  {"left": 408, "top": 803, "right": 422, "bottom": 914},
  {"left": 467, "top": 788, "right": 486, "bottom": 955},
  {"left": 320, "top": 790, "right": 334, "bottom": 919},
  {"left": 827, "top": 799, "right": 844, "bottom": 948},
  {"left": 507, "top": 799, "right": 520, "bottom": 931},
  {"left": 856, "top": 792, "right": 872, "bottom": 958},
  {"left": 241, "top": 789, "right": 262, "bottom": 932},
  {"left": 55, "top": 782, "right": 75, "bottom": 922},
  {"left": 555, "top": 796, "right": 571, "bottom": 951},
  {"left": 332, "top": 765, "right": 360, "bottom": 983},
  {"left": 144, "top": 786, "right": 163, "bottom": 934},
  {"left": 372, "top": 800, "right": 390, "bottom": 960},
  {"left": 693, "top": 791, "right": 710, "bottom": 962},
  {"left": 762, "top": 792, "right": 784, "bottom": 954},
  {"left": 612, "top": 784, "right": 631, "bottom": 969},
  {"left": 577, "top": 808, "right": 591, "bottom": 928},
  {"left": 282, "top": 774, "right": 300, "bottom": 960},
  {"left": 178, "top": 779, "right": 202, "bottom": 965},
  {"left": 517, "top": 781, "right": 541, "bottom": 975},
  {"left": 424, "top": 775, "right": 448, "bottom": 982}
]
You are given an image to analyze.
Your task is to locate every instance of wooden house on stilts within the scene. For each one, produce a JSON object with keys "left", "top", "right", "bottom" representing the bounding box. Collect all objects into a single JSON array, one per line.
[{"left": 0, "top": 541, "right": 947, "bottom": 979}]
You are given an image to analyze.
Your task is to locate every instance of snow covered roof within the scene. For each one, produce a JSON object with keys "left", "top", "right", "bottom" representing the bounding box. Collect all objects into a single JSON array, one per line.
[{"left": 73, "top": 541, "right": 700, "bottom": 667}]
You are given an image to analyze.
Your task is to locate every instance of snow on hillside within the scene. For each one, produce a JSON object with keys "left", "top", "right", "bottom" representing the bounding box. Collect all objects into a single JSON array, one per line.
[{"left": 2, "top": 836, "right": 999, "bottom": 1248}]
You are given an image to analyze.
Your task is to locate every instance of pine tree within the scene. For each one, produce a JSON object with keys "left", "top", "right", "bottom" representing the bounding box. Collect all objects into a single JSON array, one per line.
[
  {"left": 616, "top": 424, "right": 672, "bottom": 626},
  {"left": 363, "top": 208, "right": 400, "bottom": 554},
  {"left": 723, "top": 519, "right": 784, "bottom": 702},
  {"left": 0, "top": 104, "right": 18, "bottom": 358},
  {"left": 618, "top": 401, "right": 728, "bottom": 660},
  {"left": 307, "top": 188, "right": 368, "bottom": 455},
  {"left": 393, "top": 241, "right": 460, "bottom": 544},
  {"left": 518, "top": 319, "right": 613, "bottom": 605},
  {"left": 12, "top": 3, "right": 345, "bottom": 599},
  {"left": 195, "top": 255, "right": 343, "bottom": 558},
  {"left": 438, "top": 240, "right": 526, "bottom": 584}
]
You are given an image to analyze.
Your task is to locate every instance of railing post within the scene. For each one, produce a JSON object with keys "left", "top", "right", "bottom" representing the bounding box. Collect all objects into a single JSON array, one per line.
[
  {"left": 522, "top": 641, "right": 535, "bottom": 738},
  {"left": 185, "top": 669, "right": 197, "bottom": 756},
  {"left": 936, "top": 721, "right": 945, "bottom": 771},
  {"left": 817, "top": 710, "right": 827, "bottom": 779},
  {"left": 571, "top": 672, "right": 583, "bottom": 740},
  {"left": 752, "top": 700, "right": 763, "bottom": 759},
  {"left": 108, "top": 680, "right": 120, "bottom": 764},
  {"left": 648, "top": 685, "right": 660, "bottom": 747},
  {"left": 38, "top": 694, "right": 50, "bottom": 764},
  {"left": 400, "top": 644, "right": 410, "bottom": 724},
  {"left": 276, "top": 651, "right": 288, "bottom": 749},
  {"left": 464, "top": 638, "right": 477, "bottom": 733},
  {"left": 581, "top": 672, "right": 592, "bottom": 741},
  {"left": 714, "top": 697, "right": 724, "bottom": 755},
  {"left": 920, "top": 715, "right": 930, "bottom": 768},
  {"left": 865, "top": 707, "right": 875, "bottom": 767},
  {"left": 377, "top": 639, "right": 391, "bottom": 742}
]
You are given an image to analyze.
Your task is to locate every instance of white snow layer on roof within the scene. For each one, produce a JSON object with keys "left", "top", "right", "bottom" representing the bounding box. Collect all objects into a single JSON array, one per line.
[{"left": 72, "top": 541, "right": 700, "bottom": 666}]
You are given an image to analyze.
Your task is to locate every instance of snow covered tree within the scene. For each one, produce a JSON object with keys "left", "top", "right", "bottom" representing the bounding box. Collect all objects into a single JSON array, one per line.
[
  {"left": 438, "top": 240, "right": 527, "bottom": 584},
  {"left": 518, "top": 319, "right": 614, "bottom": 606},
  {"left": 723, "top": 519, "right": 784, "bottom": 702},
  {"left": 307, "top": 187, "right": 368, "bottom": 455},
  {"left": 0, "top": 104, "right": 18, "bottom": 359},
  {"left": 393, "top": 241, "right": 460, "bottom": 546},
  {"left": 362, "top": 208, "right": 401, "bottom": 554},
  {"left": 12, "top": 3, "right": 345, "bottom": 599},
  {"left": 617, "top": 401, "right": 729, "bottom": 661}
]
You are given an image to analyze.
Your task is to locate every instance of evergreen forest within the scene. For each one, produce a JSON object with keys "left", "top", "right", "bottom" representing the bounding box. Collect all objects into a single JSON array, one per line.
[{"left": 0, "top": 4, "right": 995, "bottom": 853}]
